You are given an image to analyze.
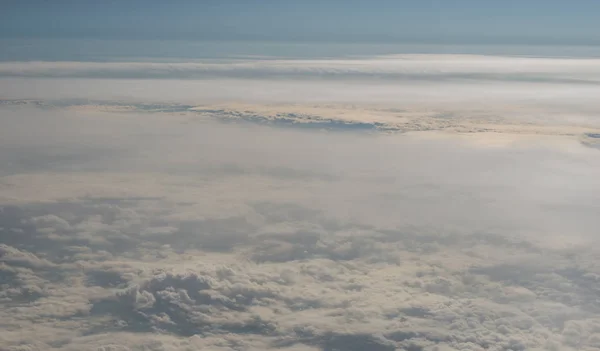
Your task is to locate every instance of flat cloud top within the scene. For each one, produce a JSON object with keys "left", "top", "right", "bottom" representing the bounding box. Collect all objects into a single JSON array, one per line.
[
  {"left": 2, "top": 55, "right": 600, "bottom": 81},
  {"left": 2, "top": 55, "right": 600, "bottom": 139}
]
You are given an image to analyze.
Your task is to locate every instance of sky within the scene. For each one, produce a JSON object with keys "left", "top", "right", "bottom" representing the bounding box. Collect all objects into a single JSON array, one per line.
[{"left": 2, "top": 0, "right": 600, "bottom": 45}]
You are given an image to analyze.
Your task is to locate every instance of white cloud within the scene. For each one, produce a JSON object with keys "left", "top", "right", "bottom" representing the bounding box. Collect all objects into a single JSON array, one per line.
[
  {"left": 1, "top": 55, "right": 600, "bottom": 82},
  {"left": 0, "top": 52, "right": 599, "bottom": 350},
  {"left": 1, "top": 55, "right": 600, "bottom": 128},
  {"left": 0, "top": 103, "right": 599, "bottom": 350}
]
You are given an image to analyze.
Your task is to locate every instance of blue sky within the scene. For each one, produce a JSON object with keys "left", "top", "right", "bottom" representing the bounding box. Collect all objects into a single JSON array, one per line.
[{"left": 2, "top": 0, "right": 600, "bottom": 45}]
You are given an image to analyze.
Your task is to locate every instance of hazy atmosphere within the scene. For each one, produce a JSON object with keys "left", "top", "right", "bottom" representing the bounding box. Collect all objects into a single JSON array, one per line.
[{"left": 1, "top": 1, "right": 600, "bottom": 351}]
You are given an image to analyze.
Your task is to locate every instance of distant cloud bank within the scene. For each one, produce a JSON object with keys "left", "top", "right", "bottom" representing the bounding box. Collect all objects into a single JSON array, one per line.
[{"left": 1, "top": 55, "right": 600, "bottom": 83}]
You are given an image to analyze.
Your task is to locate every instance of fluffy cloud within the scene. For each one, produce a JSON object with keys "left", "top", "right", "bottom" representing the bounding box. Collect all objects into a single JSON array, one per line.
[
  {"left": 1, "top": 51, "right": 600, "bottom": 350},
  {"left": 2, "top": 195, "right": 599, "bottom": 350},
  {"left": 0, "top": 101, "right": 599, "bottom": 351}
]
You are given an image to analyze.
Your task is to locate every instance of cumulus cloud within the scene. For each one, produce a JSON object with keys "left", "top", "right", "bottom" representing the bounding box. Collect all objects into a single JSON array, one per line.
[{"left": 0, "top": 100, "right": 599, "bottom": 351}]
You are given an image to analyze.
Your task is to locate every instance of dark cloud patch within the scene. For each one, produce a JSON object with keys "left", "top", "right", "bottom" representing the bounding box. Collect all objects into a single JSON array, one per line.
[
  {"left": 551, "top": 267, "right": 600, "bottom": 314},
  {"left": 89, "top": 272, "right": 279, "bottom": 338},
  {"left": 1, "top": 204, "right": 89, "bottom": 250},
  {"left": 277, "top": 332, "right": 398, "bottom": 351},
  {"left": 252, "top": 202, "right": 363, "bottom": 234},
  {"left": 0, "top": 144, "right": 124, "bottom": 177},
  {"left": 1, "top": 199, "right": 170, "bottom": 260},
  {"left": 469, "top": 263, "right": 544, "bottom": 285},
  {"left": 85, "top": 269, "right": 129, "bottom": 288},
  {"left": 470, "top": 261, "right": 600, "bottom": 317},
  {"left": 399, "top": 307, "right": 434, "bottom": 318},
  {"left": 316, "top": 333, "right": 397, "bottom": 351},
  {"left": 0, "top": 205, "right": 39, "bottom": 249},
  {"left": 253, "top": 202, "right": 322, "bottom": 224},
  {"left": 378, "top": 228, "right": 541, "bottom": 255},
  {"left": 0, "top": 265, "right": 47, "bottom": 304},
  {"left": 163, "top": 218, "right": 254, "bottom": 253},
  {"left": 0, "top": 266, "right": 45, "bottom": 303},
  {"left": 251, "top": 231, "right": 323, "bottom": 263},
  {"left": 0, "top": 198, "right": 262, "bottom": 256}
]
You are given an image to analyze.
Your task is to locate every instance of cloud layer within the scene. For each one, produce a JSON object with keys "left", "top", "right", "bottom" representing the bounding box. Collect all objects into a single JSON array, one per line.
[
  {"left": 1, "top": 50, "right": 600, "bottom": 351},
  {"left": 1, "top": 105, "right": 599, "bottom": 350},
  {"left": 2, "top": 55, "right": 600, "bottom": 131},
  {"left": 1, "top": 55, "right": 600, "bottom": 83}
]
